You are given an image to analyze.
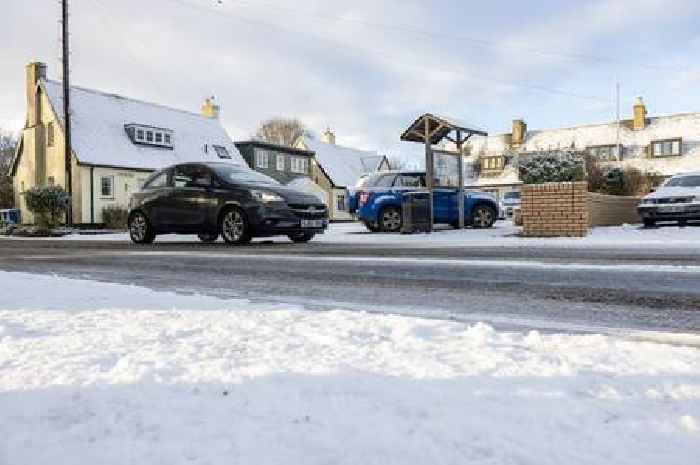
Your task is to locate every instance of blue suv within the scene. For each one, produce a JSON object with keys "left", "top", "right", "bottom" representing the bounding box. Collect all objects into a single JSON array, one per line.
[{"left": 350, "top": 171, "right": 499, "bottom": 232}]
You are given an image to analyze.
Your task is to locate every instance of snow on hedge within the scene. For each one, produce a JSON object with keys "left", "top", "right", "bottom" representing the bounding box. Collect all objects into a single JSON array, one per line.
[{"left": 1, "top": 272, "right": 699, "bottom": 464}]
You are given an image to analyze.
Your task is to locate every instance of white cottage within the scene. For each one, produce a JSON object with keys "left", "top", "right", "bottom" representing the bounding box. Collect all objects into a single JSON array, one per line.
[
  {"left": 11, "top": 62, "right": 245, "bottom": 225},
  {"left": 464, "top": 98, "right": 700, "bottom": 198}
]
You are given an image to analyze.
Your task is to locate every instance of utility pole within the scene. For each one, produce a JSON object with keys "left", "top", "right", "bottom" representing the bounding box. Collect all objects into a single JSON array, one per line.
[
  {"left": 616, "top": 81, "right": 621, "bottom": 161},
  {"left": 62, "top": 0, "right": 73, "bottom": 226}
]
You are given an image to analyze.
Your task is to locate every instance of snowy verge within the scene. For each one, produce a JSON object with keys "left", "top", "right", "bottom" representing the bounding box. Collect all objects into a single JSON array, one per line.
[{"left": 1, "top": 272, "right": 699, "bottom": 464}]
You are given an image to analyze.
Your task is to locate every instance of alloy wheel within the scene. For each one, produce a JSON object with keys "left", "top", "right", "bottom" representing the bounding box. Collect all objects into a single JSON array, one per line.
[
  {"left": 222, "top": 209, "right": 247, "bottom": 243},
  {"left": 472, "top": 206, "right": 494, "bottom": 228},
  {"left": 381, "top": 208, "right": 402, "bottom": 232},
  {"left": 129, "top": 213, "right": 147, "bottom": 242}
]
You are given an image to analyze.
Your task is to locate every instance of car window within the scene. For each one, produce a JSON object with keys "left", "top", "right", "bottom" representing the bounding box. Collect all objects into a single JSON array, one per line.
[
  {"left": 395, "top": 175, "right": 425, "bottom": 188},
  {"left": 174, "top": 165, "right": 213, "bottom": 188},
  {"left": 143, "top": 170, "right": 170, "bottom": 189},
  {"left": 664, "top": 175, "right": 700, "bottom": 187},
  {"left": 212, "top": 165, "right": 280, "bottom": 185}
]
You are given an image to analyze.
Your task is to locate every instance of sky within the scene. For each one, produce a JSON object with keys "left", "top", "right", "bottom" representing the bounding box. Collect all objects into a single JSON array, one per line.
[{"left": 1, "top": 0, "right": 699, "bottom": 161}]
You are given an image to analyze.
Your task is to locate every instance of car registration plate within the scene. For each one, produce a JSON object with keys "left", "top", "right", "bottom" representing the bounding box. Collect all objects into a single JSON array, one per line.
[{"left": 301, "top": 219, "right": 324, "bottom": 228}]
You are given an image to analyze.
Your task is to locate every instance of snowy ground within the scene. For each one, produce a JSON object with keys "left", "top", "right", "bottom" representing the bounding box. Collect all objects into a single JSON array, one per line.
[
  {"left": 1, "top": 272, "right": 699, "bottom": 464},
  {"left": 10, "top": 220, "right": 699, "bottom": 248}
]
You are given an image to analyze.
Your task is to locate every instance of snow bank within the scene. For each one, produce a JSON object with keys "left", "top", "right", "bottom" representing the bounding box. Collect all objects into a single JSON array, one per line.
[{"left": 1, "top": 272, "right": 699, "bottom": 464}]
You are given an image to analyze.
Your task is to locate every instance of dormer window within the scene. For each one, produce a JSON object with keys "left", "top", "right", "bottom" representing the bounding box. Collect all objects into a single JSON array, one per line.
[
  {"left": 213, "top": 145, "right": 231, "bottom": 159},
  {"left": 125, "top": 124, "right": 174, "bottom": 149}
]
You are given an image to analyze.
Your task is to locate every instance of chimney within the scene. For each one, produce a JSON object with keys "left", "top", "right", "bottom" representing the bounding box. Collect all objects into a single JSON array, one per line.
[
  {"left": 633, "top": 96, "right": 647, "bottom": 130},
  {"left": 511, "top": 119, "right": 527, "bottom": 148},
  {"left": 321, "top": 127, "right": 336, "bottom": 145},
  {"left": 201, "top": 96, "right": 220, "bottom": 119},
  {"left": 26, "top": 62, "right": 47, "bottom": 127}
]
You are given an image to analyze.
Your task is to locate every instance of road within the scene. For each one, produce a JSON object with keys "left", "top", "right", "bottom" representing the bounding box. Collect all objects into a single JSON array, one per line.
[{"left": 1, "top": 238, "right": 700, "bottom": 334}]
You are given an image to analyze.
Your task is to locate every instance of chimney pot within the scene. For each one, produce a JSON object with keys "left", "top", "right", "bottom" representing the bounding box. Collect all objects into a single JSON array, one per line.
[
  {"left": 201, "top": 96, "right": 220, "bottom": 119},
  {"left": 321, "top": 127, "right": 336, "bottom": 145}
]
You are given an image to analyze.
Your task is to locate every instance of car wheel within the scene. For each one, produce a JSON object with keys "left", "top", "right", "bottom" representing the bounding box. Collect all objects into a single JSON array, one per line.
[
  {"left": 197, "top": 232, "right": 218, "bottom": 243},
  {"left": 643, "top": 218, "right": 656, "bottom": 228},
  {"left": 362, "top": 221, "right": 379, "bottom": 233},
  {"left": 379, "top": 207, "right": 402, "bottom": 233},
  {"left": 288, "top": 232, "right": 315, "bottom": 243},
  {"left": 128, "top": 212, "right": 155, "bottom": 244},
  {"left": 678, "top": 219, "right": 688, "bottom": 227},
  {"left": 220, "top": 207, "right": 252, "bottom": 244},
  {"left": 471, "top": 205, "right": 495, "bottom": 229}
]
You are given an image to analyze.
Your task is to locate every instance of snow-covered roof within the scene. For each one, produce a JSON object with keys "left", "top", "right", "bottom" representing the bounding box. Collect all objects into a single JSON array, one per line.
[
  {"left": 300, "top": 136, "right": 385, "bottom": 188},
  {"left": 41, "top": 79, "right": 245, "bottom": 171}
]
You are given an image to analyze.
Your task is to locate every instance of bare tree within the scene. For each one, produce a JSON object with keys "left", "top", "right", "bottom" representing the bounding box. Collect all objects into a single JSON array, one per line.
[
  {"left": 0, "top": 130, "right": 17, "bottom": 209},
  {"left": 255, "top": 118, "right": 311, "bottom": 147}
]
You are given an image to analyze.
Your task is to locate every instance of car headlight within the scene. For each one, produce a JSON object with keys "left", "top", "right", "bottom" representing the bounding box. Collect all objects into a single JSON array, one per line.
[{"left": 251, "top": 190, "right": 284, "bottom": 203}]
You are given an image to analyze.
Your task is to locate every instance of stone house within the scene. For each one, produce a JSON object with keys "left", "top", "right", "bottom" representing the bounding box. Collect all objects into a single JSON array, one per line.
[
  {"left": 10, "top": 62, "right": 244, "bottom": 225},
  {"left": 463, "top": 98, "right": 700, "bottom": 199},
  {"left": 294, "top": 129, "right": 390, "bottom": 221}
]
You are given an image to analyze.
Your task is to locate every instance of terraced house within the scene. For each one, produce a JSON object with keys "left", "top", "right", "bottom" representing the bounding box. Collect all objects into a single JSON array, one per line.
[
  {"left": 463, "top": 98, "right": 700, "bottom": 199},
  {"left": 10, "top": 62, "right": 244, "bottom": 225}
]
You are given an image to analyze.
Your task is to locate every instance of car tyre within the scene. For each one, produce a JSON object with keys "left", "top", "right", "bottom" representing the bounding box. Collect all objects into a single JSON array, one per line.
[
  {"left": 643, "top": 218, "right": 656, "bottom": 228},
  {"left": 362, "top": 221, "right": 380, "bottom": 233},
  {"left": 220, "top": 207, "right": 252, "bottom": 244},
  {"left": 471, "top": 205, "right": 495, "bottom": 229},
  {"left": 379, "top": 206, "right": 402, "bottom": 233},
  {"left": 197, "top": 232, "right": 219, "bottom": 243},
  {"left": 288, "top": 232, "right": 315, "bottom": 243},
  {"left": 128, "top": 212, "right": 155, "bottom": 244}
]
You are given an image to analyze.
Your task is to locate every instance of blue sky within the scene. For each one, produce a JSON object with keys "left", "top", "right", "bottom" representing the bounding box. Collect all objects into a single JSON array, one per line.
[{"left": 1, "top": 0, "right": 699, "bottom": 160}]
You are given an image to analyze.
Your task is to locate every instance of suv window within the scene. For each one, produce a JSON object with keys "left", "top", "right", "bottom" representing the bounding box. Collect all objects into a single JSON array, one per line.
[
  {"left": 395, "top": 174, "right": 425, "bottom": 188},
  {"left": 367, "top": 174, "right": 397, "bottom": 187},
  {"left": 143, "top": 170, "right": 170, "bottom": 189}
]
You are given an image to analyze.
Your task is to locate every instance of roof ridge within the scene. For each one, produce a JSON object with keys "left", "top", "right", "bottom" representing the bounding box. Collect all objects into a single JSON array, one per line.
[
  {"left": 306, "top": 135, "right": 377, "bottom": 155},
  {"left": 43, "top": 78, "right": 209, "bottom": 120}
]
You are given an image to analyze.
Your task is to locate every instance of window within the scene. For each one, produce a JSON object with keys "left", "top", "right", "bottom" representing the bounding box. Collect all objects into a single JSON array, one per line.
[
  {"left": 101, "top": 176, "right": 114, "bottom": 198},
  {"left": 291, "top": 156, "right": 308, "bottom": 174},
  {"left": 213, "top": 145, "right": 231, "bottom": 159},
  {"left": 481, "top": 156, "right": 505, "bottom": 171},
  {"left": 255, "top": 149, "right": 269, "bottom": 169},
  {"left": 146, "top": 131, "right": 154, "bottom": 143},
  {"left": 136, "top": 129, "right": 145, "bottom": 141},
  {"left": 47, "top": 176, "right": 55, "bottom": 186},
  {"left": 336, "top": 194, "right": 346, "bottom": 211},
  {"left": 651, "top": 139, "right": 682, "bottom": 158},
  {"left": 395, "top": 175, "right": 425, "bottom": 188},
  {"left": 144, "top": 171, "right": 169, "bottom": 189},
  {"left": 155, "top": 132, "right": 163, "bottom": 144},
  {"left": 276, "top": 154, "right": 286, "bottom": 171},
  {"left": 164, "top": 133, "right": 171, "bottom": 145},
  {"left": 47, "top": 122, "right": 54, "bottom": 147},
  {"left": 587, "top": 145, "right": 620, "bottom": 161}
]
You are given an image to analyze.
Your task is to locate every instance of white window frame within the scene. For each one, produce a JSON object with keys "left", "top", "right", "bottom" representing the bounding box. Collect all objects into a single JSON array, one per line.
[
  {"left": 100, "top": 175, "right": 114, "bottom": 199},
  {"left": 213, "top": 145, "right": 231, "bottom": 159},
  {"left": 255, "top": 149, "right": 269, "bottom": 169},
  {"left": 291, "top": 156, "right": 308, "bottom": 174},
  {"left": 47, "top": 176, "right": 55, "bottom": 186},
  {"left": 276, "top": 154, "right": 286, "bottom": 171},
  {"left": 155, "top": 132, "right": 163, "bottom": 144},
  {"left": 135, "top": 128, "right": 145, "bottom": 142},
  {"left": 336, "top": 193, "right": 346, "bottom": 211},
  {"left": 651, "top": 138, "right": 682, "bottom": 158}
]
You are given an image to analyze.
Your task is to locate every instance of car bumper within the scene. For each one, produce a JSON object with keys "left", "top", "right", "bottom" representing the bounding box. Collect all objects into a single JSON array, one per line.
[
  {"left": 247, "top": 203, "right": 329, "bottom": 236},
  {"left": 637, "top": 203, "right": 700, "bottom": 221}
]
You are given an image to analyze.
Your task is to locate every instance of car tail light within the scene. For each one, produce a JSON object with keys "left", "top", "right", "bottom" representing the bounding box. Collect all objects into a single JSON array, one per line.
[{"left": 359, "top": 192, "right": 369, "bottom": 206}]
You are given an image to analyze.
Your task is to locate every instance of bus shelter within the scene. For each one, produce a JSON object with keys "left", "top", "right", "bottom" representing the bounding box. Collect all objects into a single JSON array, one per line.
[{"left": 400, "top": 114, "right": 487, "bottom": 230}]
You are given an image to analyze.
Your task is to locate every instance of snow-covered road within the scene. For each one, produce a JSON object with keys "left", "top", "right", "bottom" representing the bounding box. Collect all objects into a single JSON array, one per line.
[{"left": 1, "top": 272, "right": 699, "bottom": 464}]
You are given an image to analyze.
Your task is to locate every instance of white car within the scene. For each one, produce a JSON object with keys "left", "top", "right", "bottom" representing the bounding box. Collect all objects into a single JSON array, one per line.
[{"left": 637, "top": 172, "right": 700, "bottom": 227}]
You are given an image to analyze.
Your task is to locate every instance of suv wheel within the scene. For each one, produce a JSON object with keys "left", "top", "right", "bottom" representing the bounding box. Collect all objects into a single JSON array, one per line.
[
  {"left": 379, "top": 207, "right": 402, "bottom": 233},
  {"left": 288, "top": 232, "right": 315, "bottom": 243},
  {"left": 220, "top": 207, "right": 252, "bottom": 244},
  {"left": 128, "top": 212, "right": 155, "bottom": 244},
  {"left": 197, "top": 232, "right": 218, "bottom": 243},
  {"left": 472, "top": 205, "right": 495, "bottom": 229}
]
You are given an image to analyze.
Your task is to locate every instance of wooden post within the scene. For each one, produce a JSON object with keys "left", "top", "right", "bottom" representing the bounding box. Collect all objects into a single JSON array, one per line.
[
  {"left": 425, "top": 118, "right": 434, "bottom": 232},
  {"left": 456, "top": 130, "right": 465, "bottom": 229}
]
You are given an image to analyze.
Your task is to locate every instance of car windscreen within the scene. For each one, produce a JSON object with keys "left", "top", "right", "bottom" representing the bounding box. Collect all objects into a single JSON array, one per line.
[
  {"left": 664, "top": 176, "right": 700, "bottom": 187},
  {"left": 213, "top": 165, "right": 280, "bottom": 186}
]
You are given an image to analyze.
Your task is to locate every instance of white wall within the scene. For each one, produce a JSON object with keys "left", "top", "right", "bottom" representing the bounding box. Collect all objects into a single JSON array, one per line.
[{"left": 79, "top": 166, "right": 151, "bottom": 224}]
